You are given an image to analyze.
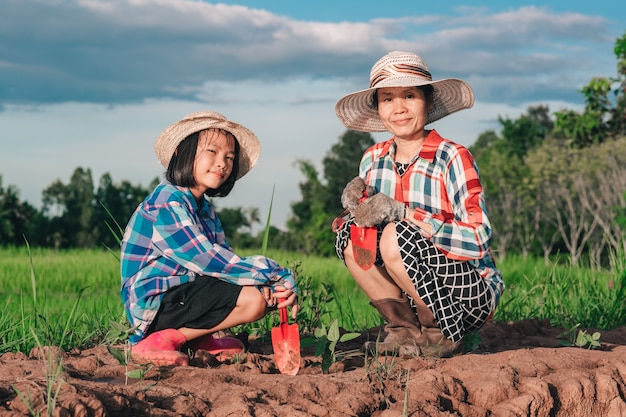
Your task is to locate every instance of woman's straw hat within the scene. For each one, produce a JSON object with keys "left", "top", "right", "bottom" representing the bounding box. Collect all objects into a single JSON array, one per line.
[
  {"left": 155, "top": 111, "right": 260, "bottom": 179},
  {"left": 335, "top": 51, "right": 474, "bottom": 132}
]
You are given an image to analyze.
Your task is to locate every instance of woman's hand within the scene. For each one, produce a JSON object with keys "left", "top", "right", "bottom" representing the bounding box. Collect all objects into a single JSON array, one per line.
[
  {"left": 341, "top": 177, "right": 376, "bottom": 211},
  {"left": 352, "top": 193, "right": 405, "bottom": 227},
  {"left": 272, "top": 285, "right": 299, "bottom": 319}
]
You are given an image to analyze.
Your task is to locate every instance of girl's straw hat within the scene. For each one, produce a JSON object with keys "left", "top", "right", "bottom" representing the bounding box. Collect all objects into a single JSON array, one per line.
[
  {"left": 155, "top": 111, "right": 260, "bottom": 179},
  {"left": 335, "top": 51, "right": 474, "bottom": 132}
]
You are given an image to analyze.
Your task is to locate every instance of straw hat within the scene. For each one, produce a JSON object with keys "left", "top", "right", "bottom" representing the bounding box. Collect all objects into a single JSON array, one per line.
[
  {"left": 335, "top": 51, "right": 474, "bottom": 132},
  {"left": 154, "top": 111, "right": 260, "bottom": 180}
]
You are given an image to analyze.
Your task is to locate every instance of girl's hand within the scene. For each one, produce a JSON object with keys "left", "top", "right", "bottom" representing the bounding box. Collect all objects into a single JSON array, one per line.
[
  {"left": 261, "top": 286, "right": 275, "bottom": 307},
  {"left": 273, "top": 285, "right": 299, "bottom": 319}
]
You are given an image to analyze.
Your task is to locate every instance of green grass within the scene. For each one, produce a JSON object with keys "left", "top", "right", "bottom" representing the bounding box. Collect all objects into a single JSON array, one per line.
[
  {"left": 495, "top": 254, "right": 626, "bottom": 330},
  {"left": 1, "top": 246, "right": 624, "bottom": 355}
]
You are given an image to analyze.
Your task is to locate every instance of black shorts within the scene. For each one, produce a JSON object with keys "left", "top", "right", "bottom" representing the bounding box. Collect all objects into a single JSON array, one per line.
[{"left": 147, "top": 276, "right": 242, "bottom": 334}]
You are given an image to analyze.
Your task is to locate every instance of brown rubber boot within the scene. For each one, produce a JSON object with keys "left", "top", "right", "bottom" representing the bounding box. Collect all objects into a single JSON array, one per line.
[
  {"left": 364, "top": 297, "right": 425, "bottom": 357},
  {"left": 418, "top": 327, "right": 461, "bottom": 358},
  {"left": 414, "top": 304, "right": 461, "bottom": 358}
]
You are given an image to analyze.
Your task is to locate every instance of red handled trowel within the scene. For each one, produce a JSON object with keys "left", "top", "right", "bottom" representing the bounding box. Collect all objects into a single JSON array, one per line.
[
  {"left": 271, "top": 300, "right": 300, "bottom": 375},
  {"left": 350, "top": 191, "right": 377, "bottom": 270}
]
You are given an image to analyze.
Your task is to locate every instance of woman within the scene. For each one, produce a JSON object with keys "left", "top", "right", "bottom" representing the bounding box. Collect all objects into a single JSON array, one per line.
[
  {"left": 121, "top": 111, "right": 298, "bottom": 366},
  {"left": 334, "top": 51, "right": 504, "bottom": 358}
]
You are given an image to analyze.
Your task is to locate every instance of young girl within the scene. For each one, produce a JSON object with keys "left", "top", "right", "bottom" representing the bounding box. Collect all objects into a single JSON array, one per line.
[{"left": 121, "top": 111, "right": 298, "bottom": 366}]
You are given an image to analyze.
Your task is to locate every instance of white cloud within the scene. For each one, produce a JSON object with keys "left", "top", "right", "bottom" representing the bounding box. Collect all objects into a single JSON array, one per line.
[{"left": 0, "top": 1, "right": 619, "bottom": 230}]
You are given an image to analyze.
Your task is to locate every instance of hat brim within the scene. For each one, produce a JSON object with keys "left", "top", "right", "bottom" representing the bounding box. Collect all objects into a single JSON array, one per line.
[
  {"left": 154, "top": 111, "right": 260, "bottom": 180},
  {"left": 335, "top": 78, "right": 475, "bottom": 132}
]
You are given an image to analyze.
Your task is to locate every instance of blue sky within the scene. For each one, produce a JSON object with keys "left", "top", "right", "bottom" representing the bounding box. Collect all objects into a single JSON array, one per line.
[{"left": 1, "top": 1, "right": 624, "bottom": 231}]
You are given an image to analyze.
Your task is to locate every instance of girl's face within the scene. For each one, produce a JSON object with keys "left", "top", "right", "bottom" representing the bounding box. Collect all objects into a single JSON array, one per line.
[
  {"left": 189, "top": 129, "right": 235, "bottom": 200},
  {"left": 376, "top": 86, "right": 429, "bottom": 141}
]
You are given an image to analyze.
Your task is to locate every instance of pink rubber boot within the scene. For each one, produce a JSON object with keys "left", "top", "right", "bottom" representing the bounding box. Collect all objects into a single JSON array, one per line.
[
  {"left": 131, "top": 329, "right": 189, "bottom": 366},
  {"left": 188, "top": 334, "right": 245, "bottom": 361}
]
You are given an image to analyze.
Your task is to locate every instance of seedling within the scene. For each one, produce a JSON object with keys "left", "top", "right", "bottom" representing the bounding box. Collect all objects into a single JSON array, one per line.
[
  {"left": 104, "top": 320, "right": 155, "bottom": 385},
  {"left": 573, "top": 330, "right": 601, "bottom": 349},
  {"left": 303, "top": 319, "right": 360, "bottom": 373},
  {"left": 558, "top": 324, "right": 602, "bottom": 349}
]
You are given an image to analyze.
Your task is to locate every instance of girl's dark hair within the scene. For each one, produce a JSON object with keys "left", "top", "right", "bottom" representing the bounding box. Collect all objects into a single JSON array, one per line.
[
  {"left": 370, "top": 84, "right": 434, "bottom": 109},
  {"left": 166, "top": 129, "right": 240, "bottom": 197}
]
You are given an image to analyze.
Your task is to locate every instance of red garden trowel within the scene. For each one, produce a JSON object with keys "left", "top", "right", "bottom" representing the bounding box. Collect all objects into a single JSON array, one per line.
[
  {"left": 350, "top": 191, "right": 377, "bottom": 270},
  {"left": 271, "top": 299, "right": 301, "bottom": 375}
]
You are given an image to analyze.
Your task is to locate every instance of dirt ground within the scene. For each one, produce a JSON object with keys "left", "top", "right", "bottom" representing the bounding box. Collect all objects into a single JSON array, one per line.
[{"left": 1, "top": 318, "right": 626, "bottom": 417}]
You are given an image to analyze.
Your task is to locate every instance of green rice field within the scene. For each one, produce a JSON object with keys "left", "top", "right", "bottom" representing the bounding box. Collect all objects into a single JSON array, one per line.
[{"left": 1, "top": 246, "right": 624, "bottom": 355}]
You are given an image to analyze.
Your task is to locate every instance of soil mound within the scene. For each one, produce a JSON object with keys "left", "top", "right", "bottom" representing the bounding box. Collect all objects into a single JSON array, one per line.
[{"left": 1, "top": 318, "right": 625, "bottom": 416}]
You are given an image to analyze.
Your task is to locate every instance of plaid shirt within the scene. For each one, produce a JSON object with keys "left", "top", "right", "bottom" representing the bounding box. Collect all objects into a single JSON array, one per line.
[
  {"left": 360, "top": 130, "right": 504, "bottom": 299},
  {"left": 121, "top": 180, "right": 297, "bottom": 343}
]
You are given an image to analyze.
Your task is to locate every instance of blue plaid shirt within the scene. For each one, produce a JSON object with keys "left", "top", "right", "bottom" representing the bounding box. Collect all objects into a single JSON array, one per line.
[{"left": 121, "top": 180, "right": 297, "bottom": 343}]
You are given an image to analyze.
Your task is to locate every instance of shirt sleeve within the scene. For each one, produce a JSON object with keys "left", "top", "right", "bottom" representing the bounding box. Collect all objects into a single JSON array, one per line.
[
  {"left": 413, "top": 148, "right": 493, "bottom": 261},
  {"left": 150, "top": 201, "right": 297, "bottom": 294}
]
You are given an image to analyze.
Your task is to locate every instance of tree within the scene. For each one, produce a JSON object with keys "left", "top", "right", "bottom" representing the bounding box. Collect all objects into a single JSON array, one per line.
[
  {"left": 610, "top": 33, "right": 626, "bottom": 137},
  {"left": 0, "top": 176, "right": 42, "bottom": 246},
  {"left": 554, "top": 80, "right": 610, "bottom": 148},
  {"left": 470, "top": 118, "right": 551, "bottom": 260},
  {"left": 321, "top": 130, "right": 375, "bottom": 216},
  {"left": 498, "top": 105, "right": 552, "bottom": 159},
  {"left": 217, "top": 206, "right": 250, "bottom": 240},
  {"left": 286, "top": 130, "right": 375, "bottom": 256},
  {"left": 553, "top": 32, "right": 626, "bottom": 147},
  {"left": 95, "top": 173, "right": 153, "bottom": 248},
  {"left": 287, "top": 159, "right": 333, "bottom": 255},
  {"left": 42, "top": 167, "right": 96, "bottom": 248}
]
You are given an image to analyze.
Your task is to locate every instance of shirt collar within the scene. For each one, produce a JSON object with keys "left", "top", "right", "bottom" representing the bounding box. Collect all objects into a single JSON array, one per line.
[
  {"left": 418, "top": 130, "right": 443, "bottom": 163},
  {"left": 168, "top": 181, "right": 209, "bottom": 214},
  {"left": 380, "top": 130, "right": 443, "bottom": 164}
]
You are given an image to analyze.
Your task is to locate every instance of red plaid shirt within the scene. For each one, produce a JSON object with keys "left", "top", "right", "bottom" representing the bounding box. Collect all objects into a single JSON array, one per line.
[{"left": 360, "top": 130, "right": 503, "bottom": 298}]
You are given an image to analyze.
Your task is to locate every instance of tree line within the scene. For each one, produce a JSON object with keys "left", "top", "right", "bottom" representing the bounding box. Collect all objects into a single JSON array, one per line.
[{"left": 2, "top": 33, "right": 625, "bottom": 267}]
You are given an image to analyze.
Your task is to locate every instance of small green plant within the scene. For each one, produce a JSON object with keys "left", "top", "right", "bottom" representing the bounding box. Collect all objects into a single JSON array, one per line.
[
  {"left": 573, "top": 330, "right": 602, "bottom": 349},
  {"left": 303, "top": 319, "right": 360, "bottom": 373},
  {"left": 104, "top": 320, "right": 154, "bottom": 385},
  {"left": 364, "top": 335, "right": 398, "bottom": 380},
  {"left": 230, "top": 351, "right": 245, "bottom": 364},
  {"left": 462, "top": 330, "right": 482, "bottom": 352},
  {"left": 558, "top": 324, "right": 602, "bottom": 349},
  {"left": 12, "top": 330, "right": 64, "bottom": 417},
  {"left": 364, "top": 336, "right": 403, "bottom": 411},
  {"left": 402, "top": 369, "right": 410, "bottom": 417}
]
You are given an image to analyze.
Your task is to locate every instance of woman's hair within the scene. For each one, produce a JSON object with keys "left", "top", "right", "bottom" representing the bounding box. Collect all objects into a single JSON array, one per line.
[
  {"left": 370, "top": 84, "right": 434, "bottom": 109},
  {"left": 166, "top": 128, "right": 240, "bottom": 197}
]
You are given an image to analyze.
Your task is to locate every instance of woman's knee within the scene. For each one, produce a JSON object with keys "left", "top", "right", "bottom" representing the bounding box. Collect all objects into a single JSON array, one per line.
[
  {"left": 379, "top": 223, "right": 402, "bottom": 264},
  {"left": 343, "top": 240, "right": 356, "bottom": 264}
]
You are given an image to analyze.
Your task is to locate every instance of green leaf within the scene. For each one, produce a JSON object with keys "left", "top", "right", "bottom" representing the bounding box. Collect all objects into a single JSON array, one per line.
[
  {"left": 261, "top": 185, "right": 275, "bottom": 256},
  {"left": 107, "top": 345, "right": 127, "bottom": 366},
  {"left": 126, "top": 369, "right": 146, "bottom": 379},
  {"left": 300, "top": 337, "right": 316, "bottom": 348},
  {"left": 314, "top": 336, "right": 329, "bottom": 357},
  {"left": 339, "top": 332, "right": 361, "bottom": 343},
  {"left": 314, "top": 325, "right": 327, "bottom": 339},
  {"left": 327, "top": 320, "right": 340, "bottom": 342}
]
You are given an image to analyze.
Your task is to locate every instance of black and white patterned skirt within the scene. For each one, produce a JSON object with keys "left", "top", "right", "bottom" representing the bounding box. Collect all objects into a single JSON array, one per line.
[{"left": 335, "top": 219, "right": 495, "bottom": 343}]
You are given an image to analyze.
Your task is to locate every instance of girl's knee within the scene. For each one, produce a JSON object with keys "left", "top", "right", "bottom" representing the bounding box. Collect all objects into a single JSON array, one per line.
[
  {"left": 252, "top": 296, "right": 268, "bottom": 321},
  {"left": 238, "top": 287, "right": 269, "bottom": 322}
]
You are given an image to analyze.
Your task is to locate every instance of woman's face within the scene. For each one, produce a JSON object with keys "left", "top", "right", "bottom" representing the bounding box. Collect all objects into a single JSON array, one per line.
[
  {"left": 376, "top": 86, "right": 429, "bottom": 141},
  {"left": 189, "top": 129, "right": 235, "bottom": 200}
]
